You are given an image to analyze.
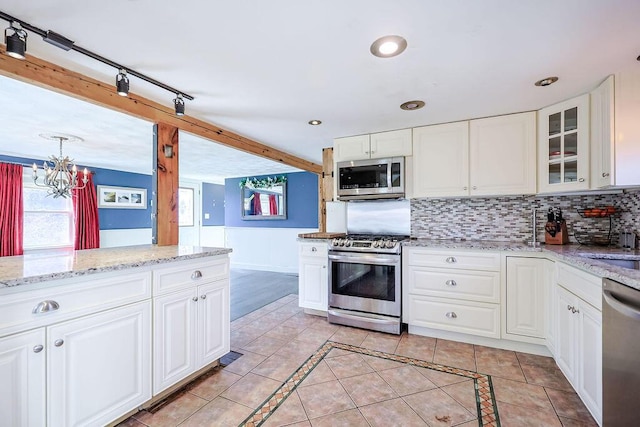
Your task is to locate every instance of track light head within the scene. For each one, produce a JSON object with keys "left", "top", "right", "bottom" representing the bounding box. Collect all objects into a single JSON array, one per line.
[
  {"left": 174, "top": 94, "right": 185, "bottom": 116},
  {"left": 4, "top": 22, "right": 27, "bottom": 60},
  {"left": 116, "top": 69, "right": 129, "bottom": 96}
]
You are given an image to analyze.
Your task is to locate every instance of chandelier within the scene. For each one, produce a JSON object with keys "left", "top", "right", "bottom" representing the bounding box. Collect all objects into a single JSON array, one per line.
[{"left": 32, "top": 134, "right": 88, "bottom": 198}]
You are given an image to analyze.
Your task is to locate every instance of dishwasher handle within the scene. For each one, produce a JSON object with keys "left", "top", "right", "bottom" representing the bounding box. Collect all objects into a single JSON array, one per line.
[{"left": 603, "top": 289, "right": 640, "bottom": 321}]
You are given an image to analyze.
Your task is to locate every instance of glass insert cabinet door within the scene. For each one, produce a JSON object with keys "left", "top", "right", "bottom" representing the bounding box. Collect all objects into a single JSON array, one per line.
[{"left": 538, "top": 94, "right": 590, "bottom": 192}]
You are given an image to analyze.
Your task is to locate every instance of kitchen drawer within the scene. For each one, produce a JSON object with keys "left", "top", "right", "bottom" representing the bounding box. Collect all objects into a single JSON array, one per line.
[
  {"left": 299, "top": 242, "right": 328, "bottom": 257},
  {"left": 153, "top": 256, "right": 229, "bottom": 295},
  {"left": 556, "top": 262, "right": 602, "bottom": 310},
  {"left": 406, "top": 266, "right": 500, "bottom": 303},
  {"left": 406, "top": 248, "right": 500, "bottom": 272},
  {"left": 407, "top": 295, "right": 500, "bottom": 338},
  {"left": 0, "top": 270, "right": 151, "bottom": 337}
]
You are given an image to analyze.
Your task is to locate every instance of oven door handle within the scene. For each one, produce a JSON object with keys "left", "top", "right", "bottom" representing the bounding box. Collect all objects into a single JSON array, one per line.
[{"left": 328, "top": 254, "right": 399, "bottom": 265}]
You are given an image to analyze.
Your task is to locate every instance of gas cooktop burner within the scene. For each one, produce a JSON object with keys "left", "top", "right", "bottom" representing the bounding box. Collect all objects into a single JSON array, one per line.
[{"left": 329, "top": 234, "right": 409, "bottom": 254}]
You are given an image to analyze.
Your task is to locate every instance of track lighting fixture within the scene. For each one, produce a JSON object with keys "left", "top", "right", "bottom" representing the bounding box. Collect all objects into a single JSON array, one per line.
[
  {"left": 0, "top": 10, "right": 194, "bottom": 111},
  {"left": 4, "top": 21, "right": 26, "bottom": 59},
  {"left": 174, "top": 94, "right": 185, "bottom": 116},
  {"left": 116, "top": 69, "right": 129, "bottom": 96}
]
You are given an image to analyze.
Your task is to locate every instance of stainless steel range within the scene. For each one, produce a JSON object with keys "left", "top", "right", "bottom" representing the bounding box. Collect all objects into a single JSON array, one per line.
[{"left": 328, "top": 234, "right": 407, "bottom": 334}]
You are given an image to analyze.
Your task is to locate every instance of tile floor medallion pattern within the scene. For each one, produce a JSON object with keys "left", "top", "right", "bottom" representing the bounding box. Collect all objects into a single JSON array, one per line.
[
  {"left": 239, "top": 341, "right": 499, "bottom": 427},
  {"left": 118, "top": 294, "right": 597, "bottom": 427}
]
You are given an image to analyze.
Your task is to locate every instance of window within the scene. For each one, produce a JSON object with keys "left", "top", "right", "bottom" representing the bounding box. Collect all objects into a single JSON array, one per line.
[{"left": 22, "top": 169, "right": 74, "bottom": 250}]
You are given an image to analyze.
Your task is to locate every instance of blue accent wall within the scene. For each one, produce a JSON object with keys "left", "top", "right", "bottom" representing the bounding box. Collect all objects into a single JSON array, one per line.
[
  {"left": 202, "top": 182, "right": 225, "bottom": 226},
  {"left": 224, "top": 172, "right": 318, "bottom": 228},
  {"left": 0, "top": 154, "right": 152, "bottom": 230}
]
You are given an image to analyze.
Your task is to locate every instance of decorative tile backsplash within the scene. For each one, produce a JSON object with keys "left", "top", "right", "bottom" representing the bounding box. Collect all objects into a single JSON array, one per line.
[{"left": 411, "top": 190, "right": 640, "bottom": 244}]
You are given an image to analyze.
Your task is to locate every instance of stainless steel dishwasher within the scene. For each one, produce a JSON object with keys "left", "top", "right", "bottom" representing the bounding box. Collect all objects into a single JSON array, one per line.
[{"left": 603, "top": 278, "right": 640, "bottom": 426}]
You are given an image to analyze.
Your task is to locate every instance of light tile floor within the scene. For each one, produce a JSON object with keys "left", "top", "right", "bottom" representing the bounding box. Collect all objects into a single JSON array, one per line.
[{"left": 118, "top": 294, "right": 597, "bottom": 427}]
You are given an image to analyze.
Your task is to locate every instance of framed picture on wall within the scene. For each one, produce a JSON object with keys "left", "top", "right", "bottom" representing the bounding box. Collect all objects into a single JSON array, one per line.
[{"left": 97, "top": 185, "right": 147, "bottom": 209}]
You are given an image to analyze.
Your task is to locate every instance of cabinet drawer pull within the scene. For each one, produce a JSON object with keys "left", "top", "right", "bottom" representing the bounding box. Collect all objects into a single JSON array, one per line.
[
  {"left": 311, "top": 247, "right": 317, "bottom": 252},
  {"left": 191, "top": 270, "right": 203, "bottom": 280},
  {"left": 578, "top": 178, "right": 585, "bottom": 182},
  {"left": 463, "top": 187, "right": 468, "bottom": 191},
  {"left": 602, "top": 172, "right": 610, "bottom": 177},
  {"left": 472, "top": 186, "right": 477, "bottom": 190},
  {"left": 200, "top": 294, "right": 207, "bottom": 300},
  {"left": 445, "top": 312, "right": 457, "bottom": 319},
  {"left": 192, "top": 296, "right": 199, "bottom": 302},
  {"left": 445, "top": 279, "right": 457, "bottom": 286},
  {"left": 33, "top": 345, "right": 44, "bottom": 353},
  {"left": 445, "top": 256, "right": 457, "bottom": 264},
  {"left": 32, "top": 300, "right": 60, "bottom": 314},
  {"left": 54, "top": 339, "right": 64, "bottom": 347}
]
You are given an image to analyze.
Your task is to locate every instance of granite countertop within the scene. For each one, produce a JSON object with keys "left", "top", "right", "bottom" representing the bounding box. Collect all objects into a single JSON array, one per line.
[
  {"left": 406, "top": 238, "right": 640, "bottom": 290},
  {"left": 0, "top": 245, "right": 232, "bottom": 288}
]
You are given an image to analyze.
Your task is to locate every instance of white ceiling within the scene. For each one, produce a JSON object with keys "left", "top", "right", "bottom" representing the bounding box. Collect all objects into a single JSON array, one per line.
[{"left": 1, "top": 0, "right": 640, "bottom": 171}]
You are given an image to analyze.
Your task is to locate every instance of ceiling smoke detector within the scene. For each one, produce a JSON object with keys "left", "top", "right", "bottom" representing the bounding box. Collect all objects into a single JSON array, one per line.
[
  {"left": 400, "top": 100, "right": 425, "bottom": 111},
  {"left": 535, "top": 76, "right": 559, "bottom": 87},
  {"left": 370, "top": 35, "right": 407, "bottom": 58}
]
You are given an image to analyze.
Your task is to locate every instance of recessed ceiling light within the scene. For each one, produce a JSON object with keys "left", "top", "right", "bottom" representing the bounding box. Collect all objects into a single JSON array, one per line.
[
  {"left": 308, "top": 120, "right": 322, "bottom": 125},
  {"left": 370, "top": 35, "right": 407, "bottom": 58},
  {"left": 400, "top": 100, "right": 425, "bottom": 111},
  {"left": 534, "top": 76, "right": 559, "bottom": 87}
]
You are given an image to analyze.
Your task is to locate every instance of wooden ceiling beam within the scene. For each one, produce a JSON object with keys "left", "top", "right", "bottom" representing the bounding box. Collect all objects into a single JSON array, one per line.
[{"left": 0, "top": 46, "right": 322, "bottom": 174}]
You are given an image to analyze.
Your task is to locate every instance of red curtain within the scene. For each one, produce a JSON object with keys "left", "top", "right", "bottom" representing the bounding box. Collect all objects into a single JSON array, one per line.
[
  {"left": 72, "top": 171, "right": 100, "bottom": 250},
  {"left": 269, "top": 194, "right": 277, "bottom": 215},
  {"left": 253, "top": 192, "right": 262, "bottom": 215},
  {"left": 0, "top": 162, "right": 24, "bottom": 257}
]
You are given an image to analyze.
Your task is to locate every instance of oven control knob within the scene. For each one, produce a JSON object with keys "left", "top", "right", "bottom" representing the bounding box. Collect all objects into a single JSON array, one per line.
[
  {"left": 385, "top": 241, "right": 396, "bottom": 249},
  {"left": 332, "top": 238, "right": 339, "bottom": 246},
  {"left": 373, "top": 241, "right": 380, "bottom": 248},
  {"left": 345, "top": 240, "right": 352, "bottom": 247},
  {"left": 340, "top": 239, "right": 346, "bottom": 246}
]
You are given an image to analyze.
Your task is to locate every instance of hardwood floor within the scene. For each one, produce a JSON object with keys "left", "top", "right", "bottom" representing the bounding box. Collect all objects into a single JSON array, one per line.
[{"left": 230, "top": 269, "right": 298, "bottom": 321}]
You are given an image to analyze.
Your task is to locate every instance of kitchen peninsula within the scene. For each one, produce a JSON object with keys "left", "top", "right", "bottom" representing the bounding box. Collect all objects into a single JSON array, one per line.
[{"left": 0, "top": 244, "right": 232, "bottom": 427}]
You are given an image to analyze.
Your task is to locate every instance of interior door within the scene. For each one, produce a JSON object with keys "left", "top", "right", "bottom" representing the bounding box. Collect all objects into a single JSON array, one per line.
[{"left": 179, "top": 180, "right": 201, "bottom": 246}]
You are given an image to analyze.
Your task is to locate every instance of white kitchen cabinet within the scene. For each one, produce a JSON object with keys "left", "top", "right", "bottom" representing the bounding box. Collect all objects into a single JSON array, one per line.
[
  {"left": 504, "top": 257, "right": 546, "bottom": 342},
  {"left": 613, "top": 67, "right": 640, "bottom": 186},
  {"left": 333, "top": 129, "right": 412, "bottom": 162},
  {"left": 0, "top": 329, "right": 46, "bottom": 427},
  {"left": 48, "top": 301, "right": 151, "bottom": 427},
  {"left": 412, "top": 122, "right": 470, "bottom": 198},
  {"left": 469, "top": 112, "right": 536, "bottom": 196},
  {"left": 298, "top": 242, "right": 328, "bottom": 312},
  {"left": 538, "top": 94, "right": 590, "bottom": 192},
  {"left": 554, "top": 263, "right": 602, "bottom": 425},
  {"left": 153, "top": 279, "right": 229, "bottom": 395},
  {"left": 403, "top": 248, "right": 501, "bottom": 339},
  {"left": 545, "top": 259, "right": 557, "bottom": 355},
  {"left": 590, "top": 75, "right": 615, "bottom": 188}
]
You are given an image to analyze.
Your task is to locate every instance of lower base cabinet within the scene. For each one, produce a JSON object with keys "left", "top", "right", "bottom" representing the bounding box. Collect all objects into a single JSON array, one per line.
[
  {"left": 153, "top": 279, "right": 229, "bottom": 395},
  {"left": 0, "top": 301, "right": 151, "bottom": 427},
  {"left": 298, "top": 242, "right": 328, "bottom": 311},
  {"left": 555, "top": 284, "right": 602, "bottom": 425},
  {"left": 0, "top": 329, "right": 46, "bottom": 427}
]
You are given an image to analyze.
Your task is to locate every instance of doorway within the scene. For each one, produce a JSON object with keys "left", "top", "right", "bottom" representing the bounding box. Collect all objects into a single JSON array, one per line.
[{"left": 178, "top": 180, "right": 202, "bottom": 246}]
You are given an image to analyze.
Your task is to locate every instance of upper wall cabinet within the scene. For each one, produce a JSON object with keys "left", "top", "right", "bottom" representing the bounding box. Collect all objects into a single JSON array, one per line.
[
  {"left": 613, "top": 68, "right": 640, "bottom": 186},
  {"left": 412, "top": 122, "right": 470, "bottom": 198},
  {"left": 469, "top": 112, "right": 537, "bottom": 196},
  {"left": 334, "top": 129, "right": 412, "bottom": 162},
  {"left": 411, "top": 112, "right": 536, "bottom": 198},
  {"left": 538, "top": 94, "right": 590, "bottom": 193},
  {"left": 590, "top": 76, "right": 614, "bottom": 188}
]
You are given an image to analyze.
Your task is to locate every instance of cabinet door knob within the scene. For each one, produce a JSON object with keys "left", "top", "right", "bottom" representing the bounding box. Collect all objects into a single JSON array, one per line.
[
  {"left": 311, "top": 247, "right": 317, "bottom": 252},
  {"left": 578, "top": 178, "right": 585, "bottom": 182},
  {"left": 192, "top": 296, "right": 199, "bottom": 302},
  {"left": 445, "top": 279, "right": 457, "bottom": 286},
  {"left": 33, "top": 345, "right": 44, "bottom": 353},
  {"left": 54, "top": 339, "right": 64, "bottom": 347},
  {"left": 445, "top": 256, "right": 457, "bottom": 263},
  {"left": 472, "top": 186, "right": 477, "bottom": 190},
  {"left": 200, "top": 295, "right": 207, "bottom": 300},
  {"left": 445, "top": 312, "right": 457, "bottom": 319},
  {"left": 602, "top": 172, "right": 610, "bottom": 177},
  {"left": 463, "top": 187, "right": 468, "bottom": 191},
  {"left": 32, "top": 300, "right": 60, "bottom": 314},
  {"left": 191, "top": 270, "right": 203, "bottom": 280}
]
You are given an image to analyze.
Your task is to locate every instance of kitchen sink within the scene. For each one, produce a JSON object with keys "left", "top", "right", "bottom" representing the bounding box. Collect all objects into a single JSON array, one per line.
[{"left": 580, "top": 256, "right": 640, "bottom": 270}]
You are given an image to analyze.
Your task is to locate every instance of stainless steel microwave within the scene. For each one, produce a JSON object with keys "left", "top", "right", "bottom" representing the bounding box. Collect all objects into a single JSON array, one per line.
[{"left": 336, "top": 157, "right": 405, "bottom": 201}]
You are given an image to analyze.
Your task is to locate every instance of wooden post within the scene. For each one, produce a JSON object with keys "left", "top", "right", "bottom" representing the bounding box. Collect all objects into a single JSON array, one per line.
[
  {"left": 318, "top": 147, "right": 334, "bottom": 233},
  {"left": 153, "top": 123, "right": 179, "bottom": 246}
]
